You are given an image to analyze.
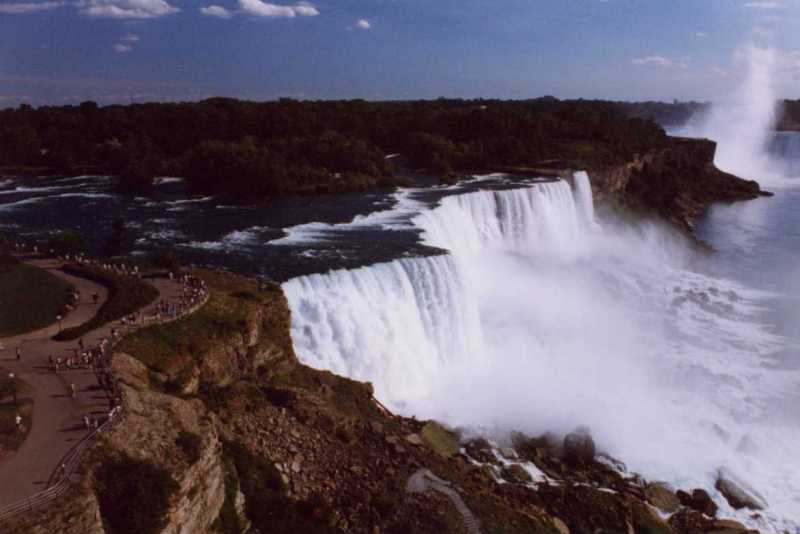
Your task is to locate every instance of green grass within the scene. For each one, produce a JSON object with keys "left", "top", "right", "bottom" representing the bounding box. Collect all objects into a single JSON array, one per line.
[
  {"left": 0, "top": 255, "right": 73, "bottom": 337},
  {"left": 117, "top": 270, "right": 273, "bottom": 374},
  {"left": 53, "top": 264, "right": 159, "bottom": 341}
]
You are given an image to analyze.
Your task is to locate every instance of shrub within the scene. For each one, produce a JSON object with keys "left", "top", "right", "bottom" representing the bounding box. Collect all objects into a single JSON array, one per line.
[
  {"left": 222, "top": 441, "right": 339, "bottom": 534},
  {"left": 94, "top": 455, "right": 179, "bottom": 534}
]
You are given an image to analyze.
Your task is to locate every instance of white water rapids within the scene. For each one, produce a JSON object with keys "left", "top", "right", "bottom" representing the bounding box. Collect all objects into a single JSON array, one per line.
[{"left": 283, "top": 171, "right": 799, "bottom": 532}]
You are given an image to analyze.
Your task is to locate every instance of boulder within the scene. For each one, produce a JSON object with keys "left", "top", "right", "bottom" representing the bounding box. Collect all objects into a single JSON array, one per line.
[
  {"left": 562, "top": 426, "right": 596, "bottom": 467},
  {"left": 551, "top": 517, "right": 570, "bottom": 534},
  {"left": 420, "top": 422, "right": 459, "bottom": 458},
  {"left": 464, "top": 437, "right": 497, "bottom": 464},
  {"left": 711, "top": 519, "right": 748, "bottom": 532},
  {"left": 501, "top": 464, "right": 533, "bottom": 484},
  {"left": 676, "top": 489, "right": 717, "bottom": 517},
  {"left": 405, "top": 433, "right": 424, "bottom": 446},
  {"left": 669, "top": 509, "right": 714, "bottom": 533},
  {"left": 631, "top": 502, "right": 674, "bottom": 534},
  {"left": 645, "top": 482, "right": 681, "bottom": 513},
  {"left": 715, "top": 470, "right": 766, "bottom": 511}
]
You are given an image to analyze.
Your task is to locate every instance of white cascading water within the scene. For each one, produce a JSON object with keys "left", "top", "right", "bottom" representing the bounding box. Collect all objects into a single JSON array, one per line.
[
  {"left": 283, "top": 175, "right": 799, "bottom": 533},
  {"left": 284, "top": 254, "right": 486, "bottom": 409}
]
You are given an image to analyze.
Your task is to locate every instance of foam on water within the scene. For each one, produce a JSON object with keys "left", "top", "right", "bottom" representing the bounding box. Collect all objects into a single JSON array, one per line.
[
  {"left": 284, "top": 175, "right": 800, "bottom": 532},
  {"left": 181, "top": 226, "right": 272, "bottom": 251}
]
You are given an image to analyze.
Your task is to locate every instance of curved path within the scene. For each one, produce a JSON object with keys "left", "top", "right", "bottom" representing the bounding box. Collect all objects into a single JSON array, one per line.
[
  {"left": 406, "top": 468, "right": 482, "bottom": 534},
  {"left": 0, "top": 258, "right": 183, "bottom": 508}
]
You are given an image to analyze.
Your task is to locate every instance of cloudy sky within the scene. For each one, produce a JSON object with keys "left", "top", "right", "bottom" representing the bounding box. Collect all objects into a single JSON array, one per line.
[{"left": 0, "top": 0, "right": 798, "bottom": 106}]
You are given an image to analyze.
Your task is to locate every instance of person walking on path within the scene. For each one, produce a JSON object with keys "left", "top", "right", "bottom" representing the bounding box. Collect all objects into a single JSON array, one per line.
[
  {"left": 69, "top": 383, "right": 77, "bottom": 398},
  {"left": 15, "top": 347, "right": 21, "bottom": 361}
]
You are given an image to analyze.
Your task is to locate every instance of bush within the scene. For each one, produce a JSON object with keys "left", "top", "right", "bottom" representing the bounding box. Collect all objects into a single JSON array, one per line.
[
  {"left": 223, "top": 441, "right": 339, "bottom": 533},
  {"left": 53, "top": 264, "right": 158, "bottom": 341},
  {"left": 94, "top": 455, "right": 179, "bottom": 534},
  {"left": 175, "top": 430, "right": 202, "bottom": 464}
]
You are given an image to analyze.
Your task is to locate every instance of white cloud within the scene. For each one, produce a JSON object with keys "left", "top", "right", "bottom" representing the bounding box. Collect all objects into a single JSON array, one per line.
[
  {"left": 0, "top": 1, "right": 63, "bottom": 14},
  {"left": 696, "top": 32, "right": 708, "bottom": 38},
  {"left": 356, "top": 18, "right": 371, "bottom": 30},
  {"left": 120, "top": 33, "right": 139, "bottom": 42},
  {"left": 200, "top": 4, "right": 232, "bottom": 18},
  {"left": 632, "top": 55, "right": 673, "bottom": 67},
  {"left": 113, "top": 43, "right": 133, "bottom": 53},
  {"left": 293, "top": 1, "right": 317, "bottom": 16},
  {"left": 238, "top": 0, "right": 318, "bottom": 18},
  {"left": 78, "top": 0, "right": 179, "bottom": 19},
  {"left": 744, "top": 1, "right": 784, "bottom": 9}
]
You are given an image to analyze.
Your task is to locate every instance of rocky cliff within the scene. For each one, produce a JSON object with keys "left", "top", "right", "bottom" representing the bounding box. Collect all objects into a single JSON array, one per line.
[{"left": 588, "top": 136, "right": 765, "bottom": 233}]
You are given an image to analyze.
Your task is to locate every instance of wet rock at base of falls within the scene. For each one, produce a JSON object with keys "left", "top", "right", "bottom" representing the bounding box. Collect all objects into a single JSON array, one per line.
[
  {"left": 420, "top": 421, "right": 460, "bottom": 458},
  {"left": 562, "top": 426, "right": 596, "bottom": 467},
  {"left": 676, "top": 488, "right": 718, "bottom": 517},
  {"left": 501, "top": 464, "right": 533, "bottom": 484},
  {"left": 715, "top": 470, "right": 767, "bottom": 511},
  {"left": 644, "top": 482, "right": 681, "bottom": 513},
  {"left": 669, "top": 509, "right": 715, "bottom": 533},
  {"left": 711, "top": 519, "right": 750, "bottom": 532},
  {"left": 464, "top": 437, "right": 498, "bottom": 465}
]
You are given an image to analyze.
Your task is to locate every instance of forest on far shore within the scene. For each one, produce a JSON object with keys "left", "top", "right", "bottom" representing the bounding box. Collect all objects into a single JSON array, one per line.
[{"left": 0, "top": 97, "right": 704, "bottom": 197}]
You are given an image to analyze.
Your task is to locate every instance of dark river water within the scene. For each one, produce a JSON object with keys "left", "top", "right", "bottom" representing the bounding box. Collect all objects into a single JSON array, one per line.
[{"left": 0, "top": 172, "right": 551, "bottom": 281}]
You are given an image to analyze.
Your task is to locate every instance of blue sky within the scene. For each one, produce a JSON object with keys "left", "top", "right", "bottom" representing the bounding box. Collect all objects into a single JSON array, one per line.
[{"left": 0, "top": 0, "right": 798, "bottom": 106}]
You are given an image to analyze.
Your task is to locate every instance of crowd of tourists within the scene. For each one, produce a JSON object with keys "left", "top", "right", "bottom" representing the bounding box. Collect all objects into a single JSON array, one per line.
[{"left": 4, "top": 241, "right": 208, "bottom": 435}]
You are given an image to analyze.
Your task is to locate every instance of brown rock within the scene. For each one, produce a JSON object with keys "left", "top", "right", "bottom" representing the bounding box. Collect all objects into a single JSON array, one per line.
[
  {"left": 501, "top": 464, "right": 533, "bottom": 484},
  {"left": 552, "top": 517, "right": 570, "bottom": 534},
  {"left": 631, "top": 501, "right": 674, "bottom": 534},
  {"left": 711, "top": 519, "right": 748, "bottom": 532},
  {"left": 669, "top": 509, "right": 714, "bottom": 534},
  {"left": 464, "top": 437, "right": 497, "bottom": 464},
  {"left": 715, "top": 471, "right": 766, "bottom": 511},
  {"left": 677, "top": 489, "right": 718, "bottom": 517},
  {"left": 405, "top": 433, "right": 423, "bottom": 446},
  {"left": 645, "top": 482, "right": 681, "bottom": 513}
]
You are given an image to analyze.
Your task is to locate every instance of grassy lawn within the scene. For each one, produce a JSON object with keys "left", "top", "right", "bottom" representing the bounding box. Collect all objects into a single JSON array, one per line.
[
  {"left": 0, "top": 255, "right": 73, "bottom": 337},
  {"left": 0, "top": 375, "right": 33, "bottom": 453},
  {"left": 117, "top": 269, "right": 275, "bottom": 374}
]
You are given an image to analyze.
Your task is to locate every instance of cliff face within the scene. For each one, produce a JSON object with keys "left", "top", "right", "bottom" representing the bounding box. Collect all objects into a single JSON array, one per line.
[{"left": 588, "top": 136, "right": 763, "bottom": 232}]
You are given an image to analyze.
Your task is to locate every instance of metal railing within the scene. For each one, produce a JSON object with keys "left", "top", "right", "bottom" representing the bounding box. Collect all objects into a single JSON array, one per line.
[{"left": 0, "top": 287, "right": 209, "bottom": 525}]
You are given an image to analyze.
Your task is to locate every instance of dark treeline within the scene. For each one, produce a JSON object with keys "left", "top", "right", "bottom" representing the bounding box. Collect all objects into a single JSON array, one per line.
[{"left": 0, "top": 97, "right": 677, "bottom": 197}]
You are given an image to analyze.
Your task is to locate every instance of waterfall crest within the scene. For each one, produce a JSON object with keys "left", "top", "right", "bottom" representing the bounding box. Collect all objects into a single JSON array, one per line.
[{"left": 283, "top": 175, "right": 593, "bottom": 408}]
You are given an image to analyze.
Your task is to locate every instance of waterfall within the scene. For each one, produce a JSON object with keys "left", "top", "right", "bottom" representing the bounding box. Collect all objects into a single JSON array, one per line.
[
  {"left": 414, "top": 180, "right": 587, "bottom": 261},
  {"left": 282, "top": 254, "right": 485, "bottom": 410},
  {"left": 573, "top": 171, "right": 600, "bottom": 231},
  {"left": 283, "top": 175, "right": 593, "bottom": 410}
]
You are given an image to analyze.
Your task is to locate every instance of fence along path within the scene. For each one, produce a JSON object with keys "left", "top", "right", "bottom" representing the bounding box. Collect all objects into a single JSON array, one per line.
[{"left": 0, "top": 258, "right": 207, "bottom": 524}]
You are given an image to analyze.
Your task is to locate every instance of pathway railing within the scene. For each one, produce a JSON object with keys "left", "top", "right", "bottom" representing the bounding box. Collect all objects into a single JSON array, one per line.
[{"left": 0, "top": 282, "right": 209, "bottom": 525}]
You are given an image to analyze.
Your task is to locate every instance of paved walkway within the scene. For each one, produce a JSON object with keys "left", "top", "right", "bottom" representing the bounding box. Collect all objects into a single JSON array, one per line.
[
  {"left": 0, "top": 258, "right": 182, "bottom": 508},
  {"left": 406, "top": 468, "right": 482, "bottom": 534}
]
